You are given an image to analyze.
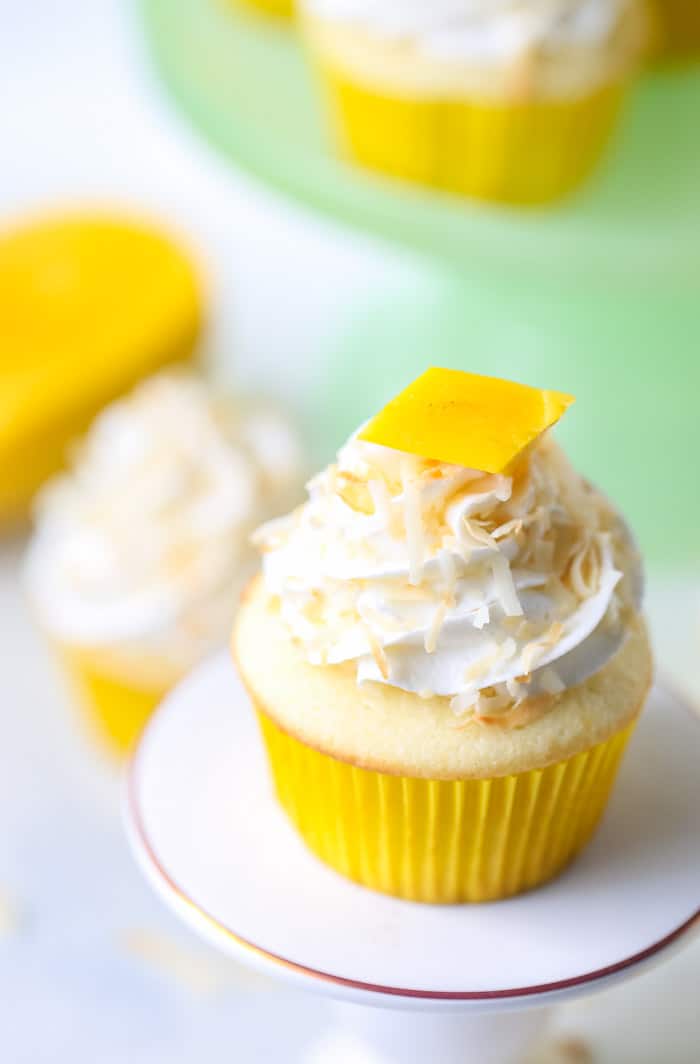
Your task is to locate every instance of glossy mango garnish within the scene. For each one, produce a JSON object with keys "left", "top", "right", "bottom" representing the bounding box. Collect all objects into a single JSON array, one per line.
[{"left": 359, "top": 368, "right": 574, "bottom": 474}]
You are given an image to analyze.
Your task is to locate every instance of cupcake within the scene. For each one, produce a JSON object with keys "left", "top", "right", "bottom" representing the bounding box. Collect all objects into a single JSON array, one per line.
[
  {"left": 647, "top": 1, "right": 700, "bottom": 61},
  {"left": 300, "top": 0, "right": 647, "bottom": 204},
  {"left": 25, "top": 372, "right": 304, "bottom": 756},
  {"left": 234, "top": 369, "right": 651, "bottom": 903},
  {"left": 0, "top": 213, "right": 202, "bottom": 526}
]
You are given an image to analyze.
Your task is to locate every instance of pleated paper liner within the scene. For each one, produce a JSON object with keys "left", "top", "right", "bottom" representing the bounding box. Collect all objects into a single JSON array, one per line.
[
  {"left": 314, "top": 66, "right": 627, "bottom": 204},
  {"left": 57, "top": 645, "right": 167, "bottom": 756},
  {"left": 258, "top": 706, "right": 636, "bottom": 903}
]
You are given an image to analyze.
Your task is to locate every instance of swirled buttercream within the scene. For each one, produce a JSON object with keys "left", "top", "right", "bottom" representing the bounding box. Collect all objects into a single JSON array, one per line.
[
  {"left": 302, "top": 0, "right": 633, "bottom": 60},
  {"left": 254, "top": 431, "right": 641, "bottom": 723}
]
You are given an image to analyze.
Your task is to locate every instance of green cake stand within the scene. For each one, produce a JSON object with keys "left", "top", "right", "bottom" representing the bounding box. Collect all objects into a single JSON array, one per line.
[{"left": 141, "top": 0, "right": 700, "bottom": 565}]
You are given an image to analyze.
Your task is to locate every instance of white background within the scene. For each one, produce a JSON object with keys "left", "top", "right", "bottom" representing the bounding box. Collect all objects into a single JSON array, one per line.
[{"left": 1, "top": 2, "right": 699, "bottom": 1061}]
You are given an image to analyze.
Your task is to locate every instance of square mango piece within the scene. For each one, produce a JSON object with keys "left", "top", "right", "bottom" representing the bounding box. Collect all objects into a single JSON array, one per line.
[{"left": 359, "top": 368, "right": 574, "bottom": 474}]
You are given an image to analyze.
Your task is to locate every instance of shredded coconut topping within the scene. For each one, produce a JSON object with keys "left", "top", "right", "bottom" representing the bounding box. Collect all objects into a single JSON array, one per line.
[{"left": 255, "top": 429, "right": 641, "bottom": 725}]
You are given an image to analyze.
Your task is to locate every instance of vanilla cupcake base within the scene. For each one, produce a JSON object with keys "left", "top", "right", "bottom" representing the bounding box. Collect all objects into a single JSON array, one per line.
[{"left": 234, "top": 580, "right": 652, "bottom": 903}]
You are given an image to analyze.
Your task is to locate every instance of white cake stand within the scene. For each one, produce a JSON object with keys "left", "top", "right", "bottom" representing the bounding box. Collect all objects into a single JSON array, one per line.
[{"left": 125, "top": 656, "right": 700, "bottom": 1064}]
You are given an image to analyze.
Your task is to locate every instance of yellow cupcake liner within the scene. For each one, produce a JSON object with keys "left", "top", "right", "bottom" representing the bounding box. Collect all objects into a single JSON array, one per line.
[
  {"left": 316, "top": 67, "right": 627, "bottom": 204},
  {"left": 58, "top": 646, "right": 168, "bottom": 757},
  {"left": 257, "top": 707, "right": 636, "bottom": 903},
  {"left": 236, "top": 0, "right": 293, "bottom": 18},
  {"left": 647, "top": 0, "right": 700, "bottom": 61}
]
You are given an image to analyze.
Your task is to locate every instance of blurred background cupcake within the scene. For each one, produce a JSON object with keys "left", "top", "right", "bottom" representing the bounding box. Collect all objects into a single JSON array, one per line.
[
  {"left": 646, "top": 0, "right": 700, "bottom": 62},
  {"left": 300, "top": 0, "right": 647, "bottom": 203},
  {"left": 0, "top": 213, "right": 202, "bottom": 527},
  {"left": 24, "top": 371, "right": 304, "bottom": 755}
]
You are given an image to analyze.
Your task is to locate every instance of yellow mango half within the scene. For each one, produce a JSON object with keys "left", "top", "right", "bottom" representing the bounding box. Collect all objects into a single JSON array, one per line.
[
  {"left": 0, "top": 212, "right": 202, "bottom": 522},
  {"left": 359, "top": 368, "right": 574, "bottom": 474}
]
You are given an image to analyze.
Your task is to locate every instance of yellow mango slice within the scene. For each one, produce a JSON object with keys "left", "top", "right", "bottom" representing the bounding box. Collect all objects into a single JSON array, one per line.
[{"left": 359, "top": 368, "right": 574, "bottom": 474}]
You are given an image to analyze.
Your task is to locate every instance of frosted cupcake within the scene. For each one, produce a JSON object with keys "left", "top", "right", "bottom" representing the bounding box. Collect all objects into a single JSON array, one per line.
[
  {"left": 235, "top": 369, "right": 651, "bottom": 903},
  {"left": 25, "top": 372, "right": 303, "bottom": 755},
  {"left": 300, "top": 0, "right": 647, "bottom": 203},
  {"left": 647, "top": 1, "right": 700, "bottom": 61}
]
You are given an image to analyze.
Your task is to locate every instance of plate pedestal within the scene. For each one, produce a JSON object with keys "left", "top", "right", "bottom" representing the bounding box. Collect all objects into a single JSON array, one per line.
[
  {"left": 126, "top": 657, "right": 700, "bottom": 1064},
  {"left": 327, "top": 1002, "right": 552, "bottom": 1063}
]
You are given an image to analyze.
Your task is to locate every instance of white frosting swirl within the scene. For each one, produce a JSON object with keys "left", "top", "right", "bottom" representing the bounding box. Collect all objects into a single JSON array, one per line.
[
  {"left": 255, "top": 432, "right": 641, "bottom": 722},
  {"left": 302, "top": 0, "right": 630, "bottom": 59},
  {"left": 25, "top": 373, "right": 304, "bottom": 670}
]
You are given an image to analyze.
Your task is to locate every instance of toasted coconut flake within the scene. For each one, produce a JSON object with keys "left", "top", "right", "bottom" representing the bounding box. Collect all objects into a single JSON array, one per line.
[
  {"left": 472, "top": 604, "right": 490, "bottom": 629},
  {"left": 301, "top": 591, "right": 325, "bottom": 626},
  {"left": 401, "top": 462, "right": 426, "bottom": 586},
  {"left": 363, "top": 621, "right": 389, "bottom": 680},
  {"left": 605, "top": 592, "right": 621, "bottom": 630},
  {"left": 521, "top": 621, "right": 564, "bottom": 674},
  {"left": 438, "top": 550, "right": 457, "bottom": 603},
  {"left": 499, "top": 637, "right": 517, "bottom": 664},
  {"left": 478, "top": 691, "right": 556, "bottom": 729},
  {"left": 450, "top": 689, "right": 478, "bottom": 718},
  {"left": 251, "top": 511, "right": 295, "bottom": 550},
  {"left": 336, "top": 473, "right": 374, "bottom": 514},
  {"left": 491, "top": 517, "right": 523, "bottom": 541},
  {"left": 489, "top": 553, "right": 523, "bottom": 617},
  {"left": 425, "top": 598, "right": 449, "bottom": 654},
  {"left": 359, "top": 603, "right": 405, "bottom": 636},
  {"left": 385, "top": 581, "right": 435, "bottom": 602},
  {"left": 463, "top": 643, "right": 502, "bottom": 683},
  {"left": 368, "top": 478, "right": 392, "bottom": 526},
  {"left": 461, "top": 517, "right": 497, "bottom": 550},
  {"left": 121, "top": 929, "right": 233, "bottom": 996},
  {"left": 540, "top": 667, "right": 565, "bottom": 695},
  {"left": 462, "top": 473, "right": 512, "bottom": 503},
  {"left": 569, "top": 543, "right": 594, "bottom": 597},
  {"left": 474, "top": 687, "right": 512, "bottom": 718},
  {"left": 506, "top": 677, "right": 524, "bottom": 701},
  {"left": 553, "top": 523, "right": 583, "bottom": 573}
]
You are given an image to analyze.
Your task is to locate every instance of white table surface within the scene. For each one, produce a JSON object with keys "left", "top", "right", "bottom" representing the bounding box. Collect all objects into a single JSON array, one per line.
[{"left": 1, "top": 3, "right": 699, "bottom": 1061}]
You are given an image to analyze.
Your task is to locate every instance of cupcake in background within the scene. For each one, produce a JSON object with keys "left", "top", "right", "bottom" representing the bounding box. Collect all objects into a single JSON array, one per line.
[
  {"left": 300, "top": 0, "right": 647, "bottom": 204},
  {"left": 646, "top": 1, "right": 700, "bottom": 62},
  {"left": 235, "top": 369, "right": 651, "bottom": 903},
  {"left": 25, "top": 372, "right": 304, "bottom": 756}
]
